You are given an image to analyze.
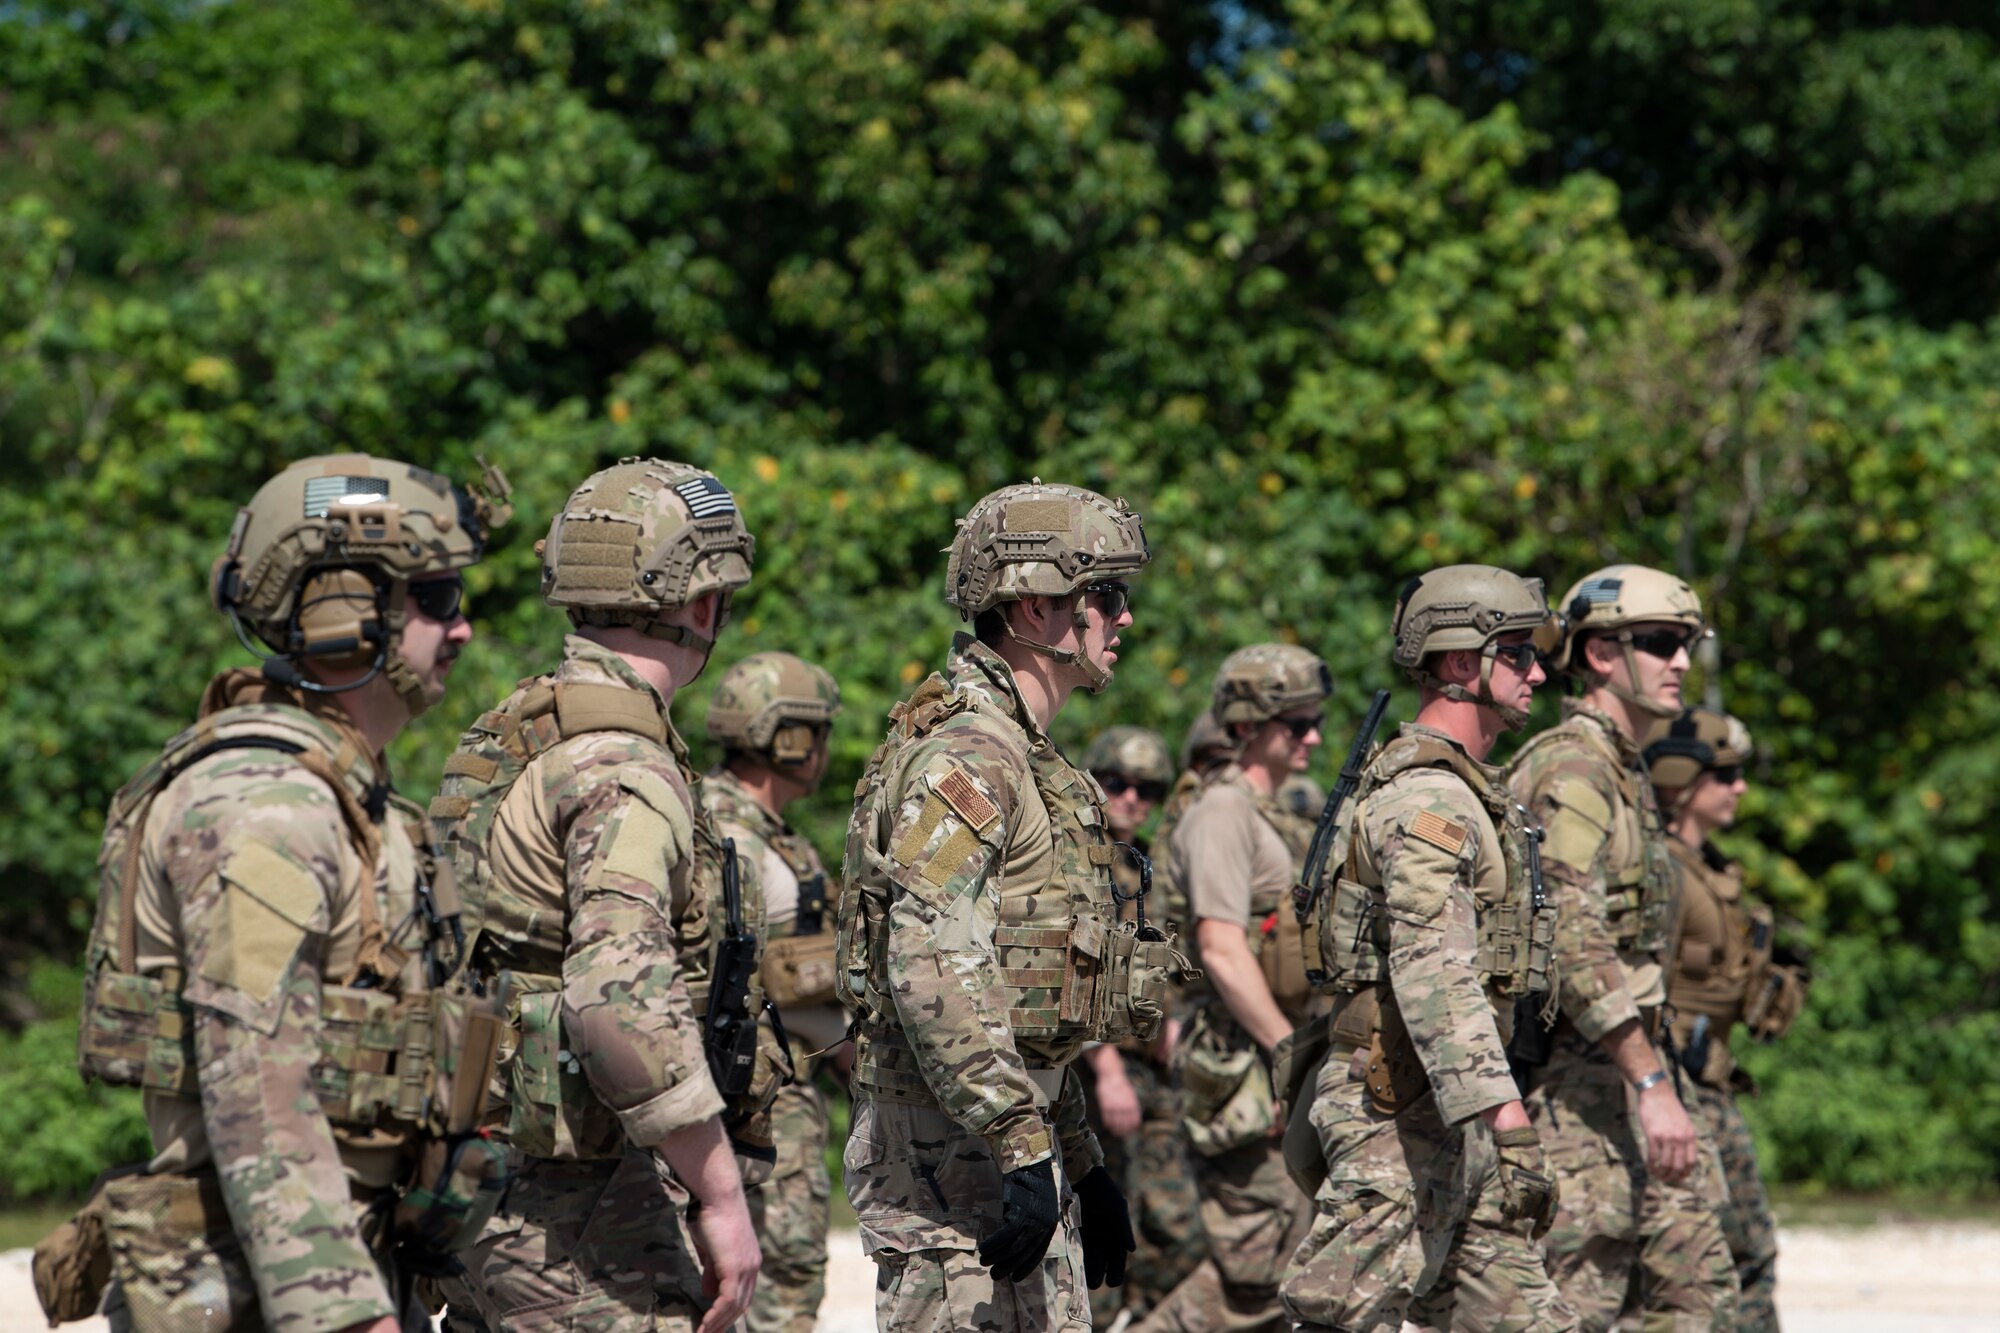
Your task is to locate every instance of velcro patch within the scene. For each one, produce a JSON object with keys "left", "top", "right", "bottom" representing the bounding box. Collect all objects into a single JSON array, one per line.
[
  {"left": 921, "top": 825, "right": 985, "bottom": 888},
  {"left": 1408, "top": 810, "right": 1470, "bottom": 856},
  {"left": 934, "top": 766, "right": 999, "bottom": 833}
]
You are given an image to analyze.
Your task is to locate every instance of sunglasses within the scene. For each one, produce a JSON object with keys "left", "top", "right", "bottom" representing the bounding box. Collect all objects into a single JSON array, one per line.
[
  {"left": 1277, "top": 714, "right": 1323, "bottom": 740},
  {"left": 1707, "top": 765, "right": 1743, "bottom": 785},
  {"left": 409, "top": 576, "right": 465, "bottom": 622},
  {"left": 1101, "top": 773, "right": 1167, "bottom": 802},
  {"left": 1083, "top": 581, "right": 1131, "bottom": 621},
  {"left": 1626, "top": 629, "right": 1694, "bottom": 661},
  {"left": 1487, "top": 640, "right": 1539, "bottom": 671}
]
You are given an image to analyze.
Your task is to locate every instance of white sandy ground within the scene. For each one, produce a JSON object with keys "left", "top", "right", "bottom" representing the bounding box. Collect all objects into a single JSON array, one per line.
[{"left": 5, "top": 1222, "right": 1998, "bottom": 1331}]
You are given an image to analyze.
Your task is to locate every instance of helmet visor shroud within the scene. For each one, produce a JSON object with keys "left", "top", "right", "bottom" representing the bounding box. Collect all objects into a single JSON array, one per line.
[
  {"left": 212, "top": 453, "right": 510, "bottom": 717},
  {"left": 945, "top": 482, "right": 1150, "bottom": 694},
  {"left": 1390, "top": 565, "right": 1552, "bottom": 733},
  {"left": 1554, "top": 565, "right": 1711, "bottom": 721}
]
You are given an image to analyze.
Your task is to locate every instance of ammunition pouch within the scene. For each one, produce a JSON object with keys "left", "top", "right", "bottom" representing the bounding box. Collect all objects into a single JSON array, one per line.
[
  {"left": 1178, "top": 1015, "right": 1277, "bottom": 1157},
  {"left": 991, "top": 914, "right": 1191, "bottom": 1046},
  {"left": 99, "top": 1170, "right": 260, "bottom": 1333},
  {"left": 761, "top": 929, "right": 837, "bottom": 1008},
  {"left": 1105, "top": 926, "right": 1194, "bottom": 1045},
  {"left": 77, "top": 965, "right": 197, "bottom": 1097},
  {"left": 31, "top": 1166, "right": 139, "bottom": 1326},
  {"left": 1744, "top": 964, "right": 1807, "bottom": 1043},
  {"left": 395, "top": 1132, "right": 509, "bottom": 1256},
  {"left": 1608, "top": 856, "right": 1674, "bottom": 955},
  {"left": 1477, "top": 897, "right": 1555, "bottom": 1000}
]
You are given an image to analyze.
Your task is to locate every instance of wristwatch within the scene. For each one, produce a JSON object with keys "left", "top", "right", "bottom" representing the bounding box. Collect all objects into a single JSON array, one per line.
[{"left": 1631, "top": 1069, "right": 1669, "bottom": 1094}]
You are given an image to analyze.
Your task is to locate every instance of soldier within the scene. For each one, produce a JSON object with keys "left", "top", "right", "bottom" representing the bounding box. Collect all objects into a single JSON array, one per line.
[
  {"left": 1136, "top": 645, "right": 1327, "bottom": 1333},
  {"left": 837, "top": 481, "right": 1189, "bottom": 1332},
  {"left": 431, "top": 459, "right": 761, "bottom": 1333},
  {"left": 703, "top": 651, "right": 848, "bottom": 1333},
  {"left": 1079, "top": 726, "right": 1206, "bottom": 1328},
  {"left": 1149, "top": 710, "right": 1235, "bottom": 943},
  {"left": 60, "top": 454, "right": 508, "bottom": 1332},
  {"left": 1505, "top": 565, "right": 1739, "bottom": 1332},
  {"left": 1283, "top": 565, "right": 1575, "bottom": 1332},
  {"left": 1646, "top": 710, "right": 1806, "bottom": 1333}
]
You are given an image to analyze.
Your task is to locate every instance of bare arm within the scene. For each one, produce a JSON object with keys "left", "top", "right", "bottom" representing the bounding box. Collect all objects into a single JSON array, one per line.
[
  {"left": 1195, "top": 918, "right": 1292, "bottom": 1053},
  {"left": 1600, "top": 1016, "right": 1697, "bottom": 1183},
  {"left": 657, "top": 1118, "right": 761, "bottom": 1333}
]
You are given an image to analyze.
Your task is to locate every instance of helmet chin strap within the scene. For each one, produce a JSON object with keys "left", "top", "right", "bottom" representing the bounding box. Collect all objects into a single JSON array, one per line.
[
  {"left": 1607, "top": 638, "right": 1679, "bottom": 720},
  {"left": 1417, "top": 646, "right": 1530, "bottom": 732},
  {"left": 1001, "top": 592, "right": 1113, "bottom": 693}
]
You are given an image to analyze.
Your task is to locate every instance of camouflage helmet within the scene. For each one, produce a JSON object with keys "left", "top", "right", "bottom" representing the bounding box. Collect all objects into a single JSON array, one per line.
[
  {"left": 538, "top": 458, "right": 755, "bottom": 653},
  {"left": 944, "top": 479, "right": 1149, "bottom": 692},
  {"left": 1083, "top": 726, "right": 1175, "bottom": 788},
  {"left": 210, "top": 452, "right": 511, "bottom": 717},
  {"left": 1644, "top": 708, "right": 1752, "bottom": 811},
  {"left": 1549, "top": 564, "right": 1709, "bottom": 718},
  {"left": 707, "top": 651, "right": 841, "bottom": 768},
  {"left": 1390, "top": 564, "right": 1552, "bottom": 731},
  {"left": 1212, "top": 643, "right": 1331, "bottom": 728},
  {"left": 1180, "top": 709, "right": 1233, "bottom": 774}
]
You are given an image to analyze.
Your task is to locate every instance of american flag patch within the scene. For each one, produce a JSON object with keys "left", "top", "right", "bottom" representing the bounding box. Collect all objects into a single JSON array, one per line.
[
  {"left": 934, "top": 766, "right": 1000, "bottom": 832},
  {"left": 303, "top": 476, "right": 389, "bottom": 517},
  {"left": 1575, "top": 576, "right": 1623, "bottom": 605},
  {"left": 673, "top": 476, "right": 737, "bottom": 519},
  {"left": 1409, "top": 810, "right": 1470, "bottom": 855}
]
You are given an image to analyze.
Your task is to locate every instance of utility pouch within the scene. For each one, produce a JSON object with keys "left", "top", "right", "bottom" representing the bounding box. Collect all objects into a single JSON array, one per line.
[
  {"left": 1100, "top": 926, "right": 1193, "bottom": 1045},
  {"left": 1744, "top": 964, "right": 1807, "bottom": 1042},
  {"left": 1257, "top": 903, "right": 1312, "bottom": 1010},
  {"left": 760, "top": 930, "right": 838, "bottom": 1008},
  {"left": 1316, "top": 877, "right": 1388, "bottom": 995},
  {"left": 100, "top": 1170, "right": 259, "bottom": 1332},
  {"left": 1180, "top": 1026, "right": 1275, "bottom": 1157},
  {"left": 315, "top": 984, "right": 410, "bottom": 1126},
  {"left": 994, "top": 914, "right": 1107, "bottom": 1039},
  {"left": 77, "top": 968, "right": 198, "bottom": 1097},
  {"left": 395, "top": 1133, "right": 509, "bottom": 1255},
  {"left": 32, "top": 1165, "right": 141, "bottom": 1326}
]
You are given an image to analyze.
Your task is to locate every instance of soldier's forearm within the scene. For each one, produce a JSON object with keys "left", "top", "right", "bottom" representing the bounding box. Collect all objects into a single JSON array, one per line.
[
  {"left": 1599, "top": 1016, "right": 1668, "bottom": 1085},
  {"left": 1196, "top": 918, "right": 1292, "bottom": 1051}
]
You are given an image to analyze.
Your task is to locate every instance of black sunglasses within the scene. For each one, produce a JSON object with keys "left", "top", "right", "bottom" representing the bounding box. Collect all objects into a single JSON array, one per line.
[
  {"left": 1277, "top": 713, "right": 1323, "bottom": 740},
  {"left": 1083, "top": 581, "right": 1131, "bottom": 620},
  {"left": 1707, "top": 764, "right": 1743, "bottom": 785},
  {"left": 1487, "top": 640, "right": 1539, "bottom": 671},
  {"left": 1101, "top": 773, "right": 1167, "bottom": 803},
  {"left": 1626, "top": 629, "right": 1694, "bottom": 660},
  {"left": 409, "top": 576, "right": 466, "bottom": 622}
]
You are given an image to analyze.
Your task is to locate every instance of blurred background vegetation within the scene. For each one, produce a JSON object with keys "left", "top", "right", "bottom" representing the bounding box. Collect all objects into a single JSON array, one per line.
[{"left": 3, "top": 0, "right": 1997, "bottom": 1202}]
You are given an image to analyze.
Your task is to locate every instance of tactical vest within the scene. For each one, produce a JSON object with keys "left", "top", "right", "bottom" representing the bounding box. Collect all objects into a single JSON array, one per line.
[
  {"left": 77, "top": 705, "right": 481, "bottom": 1140},
  {"left": 708, "top": 774, "right": 837, "bottom": 1010},
  {"left": 1179, "top": 766, "right": 1318, "bottom": 1016},
  {"left": 430, "top": 676, "right": 757, "bottom": 1161},
  {"left": 1666, "top": 837, "right": 1802, "bottom": 1085},
  {"left": 1303, "top": 732, "right": 1554, "bottom": 1006},
  {"left": 1511, "top": 716, "right": 1675, "bottom": 954},
  {"left": 838, "top": 675, "right": 1187, "bottom": 1097}
]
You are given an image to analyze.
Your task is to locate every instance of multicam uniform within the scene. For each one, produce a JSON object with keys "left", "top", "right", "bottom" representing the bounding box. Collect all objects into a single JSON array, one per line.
[
  {"left": 703, "top": 766, "right": 842, "bottom": 1333},
  {"left": 1505, "top": 701, "right": 1738, "bottom": 1332},
  {"left": 1139, "top": 761, "right": 1318, "bottom": 1333},
  {"left": 1284, "top": 723, "right": 1572, "bottom": 1332}
]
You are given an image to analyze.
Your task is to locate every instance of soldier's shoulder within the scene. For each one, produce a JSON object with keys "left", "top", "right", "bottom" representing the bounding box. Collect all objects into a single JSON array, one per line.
[
  {"left": 1506, "top": 721, "right": 1612, "bottom": 784},
  {"left": 904, "top": 709, "right": 1035, "bottom": 784},
  {"left": 1366, "top": 767, "right": 1488, "bottom": 848},
  {"left": 547, "top": 730, "right": 692, "bottom": 810}
]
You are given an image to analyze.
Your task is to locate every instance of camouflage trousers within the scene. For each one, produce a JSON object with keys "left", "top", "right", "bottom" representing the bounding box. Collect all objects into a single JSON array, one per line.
[
  {"left": 1280, "top": 1047, "right": 1576, "bottom": 1333},
  {"left": 746, "top": 1078, "right": 833, "bottom": 1333},
  {"left": 1524, "top": 1035, "right": 1738, "bottom": 1333},
  {"left": 845, "top": 1091, "right": 1090, "bottom": 1333},
  {"left": 1131, "top": 1135, "right": 1313, "bottom": 1333},
  {"left": 1084, "top": 1049, "right": 1209, "bottom": 1328},
  {"left": 458, "top": 1148, "right": 705, "bottom": 1331},
  {"left": 1684, "top": 1079, "right": 1779, "bottom": 1333}
]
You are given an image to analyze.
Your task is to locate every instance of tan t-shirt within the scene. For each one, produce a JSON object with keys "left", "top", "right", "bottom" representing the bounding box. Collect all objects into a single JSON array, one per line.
[{"left": 1170, "top": 777, "right": 1295, "bottom": 929}]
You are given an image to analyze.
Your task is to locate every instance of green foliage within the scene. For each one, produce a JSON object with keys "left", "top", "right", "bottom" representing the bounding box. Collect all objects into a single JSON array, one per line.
[
  {"left": 0, "top": 963, "right": 148, "bottom": 1204},
  {"left": 1, "top": 0, "right": 1996, "bottom": 1200}
]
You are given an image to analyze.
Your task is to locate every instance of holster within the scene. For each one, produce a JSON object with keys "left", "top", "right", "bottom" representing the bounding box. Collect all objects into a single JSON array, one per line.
[
  {"left": 1273, "top": 1019, "right": 1334, "bottom": 1196},
  {"left": 1330, "top": 985, "right": 1428, "bottom": 1116}
]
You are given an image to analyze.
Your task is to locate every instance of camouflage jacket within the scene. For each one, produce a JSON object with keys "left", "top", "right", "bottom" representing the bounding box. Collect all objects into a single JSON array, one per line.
[
  {"left": 1340, "top": 723, "right": 1523, "bottom": 1125},
  {"left": 437, "top": 635, "right": 728, "bottom": 1157},
  {"left": 841, "top": 633, "right": 1114, "bottom": 1178},
  {"left": 123, "top": 670, "right": 415, "bottom": 1329},
  {"left": 1506, "top": 701, "right": 1674, "bottom": 1043}
]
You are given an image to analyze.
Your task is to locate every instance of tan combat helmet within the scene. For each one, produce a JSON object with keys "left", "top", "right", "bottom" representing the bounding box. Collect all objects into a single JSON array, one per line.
[
  {"left": 1548, "top": 564, "right": 1708, "bottom": 718},
  {"left": 1643, "top": 707, "right": 1751, "bottom": 813},
  {"left": 1083, "top": 726, "right": 1175, "bottom": 789},
  {"left": 1390, "top": 564, "right": 1552, "bottom": 732},
  {"left": 944, "top": 479, "right": 1149, "bottom": 692},
  {"left": 1180, "top": 709, "right": 1234, "bottom": 774},
  {"left": 210, "top": 452, "right": 511, "bottom": 717},
  {"left": 539, "top": 458, "right": 755, "bottom": 655},
  {"left": 707, "top": 651, "right": 842, "bottom": 769},
  {"left": 1211, "top": 643, "right": 1332, "bottom": 732}
]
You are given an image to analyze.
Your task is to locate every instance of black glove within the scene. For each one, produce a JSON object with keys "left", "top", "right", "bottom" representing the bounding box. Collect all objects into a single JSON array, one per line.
[
  {"left": 977, "top": 1158, "right": 1061, "bottom": 1282},
  {"left": 1074, "top": 1164, "right": 1135, "bottom": 1289},
  {"left": 1492, "top": 1124, "right": 1558, "bottom": 1240}
]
